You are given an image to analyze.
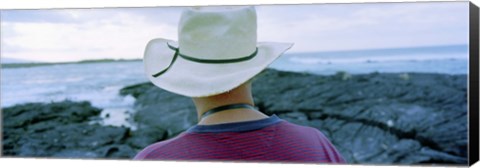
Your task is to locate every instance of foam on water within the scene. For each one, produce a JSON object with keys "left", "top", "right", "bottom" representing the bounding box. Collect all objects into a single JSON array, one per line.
[
  {"left": 288, "top": 53, "right": 466, "bottom": 65},
  {"left": 272, "top": 44, "right": 468, "bottom": 75},
  {"left": 1, "top": 61, "right": 148, "bottom": 129}
]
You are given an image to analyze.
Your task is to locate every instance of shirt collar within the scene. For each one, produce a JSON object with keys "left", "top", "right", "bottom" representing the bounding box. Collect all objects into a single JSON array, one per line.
[{"left": 187, "top": 114, "right": 283, "bottom": 133}]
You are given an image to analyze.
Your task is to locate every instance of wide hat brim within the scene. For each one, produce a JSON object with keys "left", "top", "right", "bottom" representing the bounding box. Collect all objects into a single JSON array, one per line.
[{"left": 144, "top": 38, "right": 293, "bottom": 97}]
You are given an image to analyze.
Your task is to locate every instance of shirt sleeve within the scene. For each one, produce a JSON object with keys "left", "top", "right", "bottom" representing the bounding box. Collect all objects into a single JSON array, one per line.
[
  {"left": 315, "top": 129, "right": 347, "bottom": 163},
  {"left": 133, "top": 146, "right": 152, "bottom": 160},
  {"left": 132, "top": 133, "right": 184, "bottom": 160}
]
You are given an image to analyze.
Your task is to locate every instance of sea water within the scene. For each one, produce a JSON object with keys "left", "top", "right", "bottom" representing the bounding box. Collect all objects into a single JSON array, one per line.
[
  {"left": 1, "top": 61, "right": 148, "bottom": 129},
  {"left": 0, "top": 44, "right": 469, "bottom": 128},
  {"left": 271, "top": 44, "right": 468, "bottom": 75}
]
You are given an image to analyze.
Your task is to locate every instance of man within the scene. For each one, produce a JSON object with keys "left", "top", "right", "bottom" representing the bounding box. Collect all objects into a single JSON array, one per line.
[{"left": 135, "top": 6, "right": 345, "bottom": 163}]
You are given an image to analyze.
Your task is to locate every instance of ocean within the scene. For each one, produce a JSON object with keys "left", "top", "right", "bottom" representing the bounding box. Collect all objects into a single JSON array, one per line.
[
  {"left": 0, "top": 44, "right": 469, "bottom": 128},
  {"left": 1, "top": 61, "right": 147, "bottom": 128},
  {"left": 270, "top": 44, "right": 468, "bottom": 75}
]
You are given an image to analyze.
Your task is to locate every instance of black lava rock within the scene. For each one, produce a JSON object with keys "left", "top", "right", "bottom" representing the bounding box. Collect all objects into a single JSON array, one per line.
[{"left": 121, "top": 69, "right": 467, "bottom": 165}]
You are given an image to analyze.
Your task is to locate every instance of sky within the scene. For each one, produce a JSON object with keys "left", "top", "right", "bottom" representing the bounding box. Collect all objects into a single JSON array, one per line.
[{"left": 0, "top": 2, "right": 469, "bottom": 63}]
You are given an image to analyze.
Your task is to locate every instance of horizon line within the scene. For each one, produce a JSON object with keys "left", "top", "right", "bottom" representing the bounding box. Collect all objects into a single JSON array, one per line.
[{"left": 1, "top": 43, "right": 468, "bottom": 63}]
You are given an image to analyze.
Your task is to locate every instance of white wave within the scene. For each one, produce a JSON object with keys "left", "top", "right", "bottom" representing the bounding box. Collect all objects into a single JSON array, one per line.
[{"left": 289, "top": 54, "right": 467, "bottom": 65}]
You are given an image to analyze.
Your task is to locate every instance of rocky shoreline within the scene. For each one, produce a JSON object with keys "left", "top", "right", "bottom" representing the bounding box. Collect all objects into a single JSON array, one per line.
[{"left": 2, "top": 69, "right": 468, "bottom": 164}]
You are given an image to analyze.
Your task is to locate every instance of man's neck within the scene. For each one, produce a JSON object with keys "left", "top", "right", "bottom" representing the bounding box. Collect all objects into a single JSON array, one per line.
[{"left": 191, "top": 82, "right": 268, "bottom": 125}]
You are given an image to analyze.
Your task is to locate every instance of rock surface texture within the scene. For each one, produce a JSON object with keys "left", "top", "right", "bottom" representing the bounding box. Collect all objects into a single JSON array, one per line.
[{"left": 3, "top": 69, "right": 467, "bottom": 165}]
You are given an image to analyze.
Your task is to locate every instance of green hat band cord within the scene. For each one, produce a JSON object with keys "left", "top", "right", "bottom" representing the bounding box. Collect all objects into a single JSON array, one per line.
[{"left": 152, "top": 43, "right": 258, "bottom": 77}]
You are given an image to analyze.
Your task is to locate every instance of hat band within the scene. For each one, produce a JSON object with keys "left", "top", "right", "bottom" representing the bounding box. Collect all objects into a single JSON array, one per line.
[{"left": 152, "top": 43, "right": 258, "bottom": 77}]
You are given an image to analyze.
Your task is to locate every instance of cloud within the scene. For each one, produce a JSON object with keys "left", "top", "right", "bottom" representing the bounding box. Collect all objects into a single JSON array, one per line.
[
  {"left": 1, "top": 2, "right": 469, "bottom": 62},
  {"left": 256, "top": 2, "right": 468, "bottom": 52},
  {"left": 2, "top": 8, "right": 181, "bottom": 62},
  {"left": 1, "top": 9, "right": 73, "bottom": 23}
]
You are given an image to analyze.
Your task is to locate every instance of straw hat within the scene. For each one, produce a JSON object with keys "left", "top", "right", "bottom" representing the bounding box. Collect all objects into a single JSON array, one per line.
[{"left": 144, "top": 6, "right": 293, "bottom": 97}]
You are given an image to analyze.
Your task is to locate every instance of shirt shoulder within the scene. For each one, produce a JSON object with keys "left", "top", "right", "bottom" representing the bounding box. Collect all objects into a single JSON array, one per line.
[
  {"left": 276, "top": 121, "right": 347, "bottom": 163},
  {"left": 133, "top": 132, "right": 188, "bottom": 160},
  {"left": 134, "top": 118, "right": 346, "bottom": 163}
]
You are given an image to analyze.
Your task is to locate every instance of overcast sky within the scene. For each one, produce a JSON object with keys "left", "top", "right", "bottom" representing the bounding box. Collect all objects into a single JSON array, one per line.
[{"left": 1, "top": 2, "right": 469, "bottom": 62}]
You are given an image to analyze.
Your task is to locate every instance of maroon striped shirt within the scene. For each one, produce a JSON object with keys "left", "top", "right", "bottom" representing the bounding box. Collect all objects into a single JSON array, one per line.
[{"left": 134, "top": 115, "right": 346, "bottom": 163}]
